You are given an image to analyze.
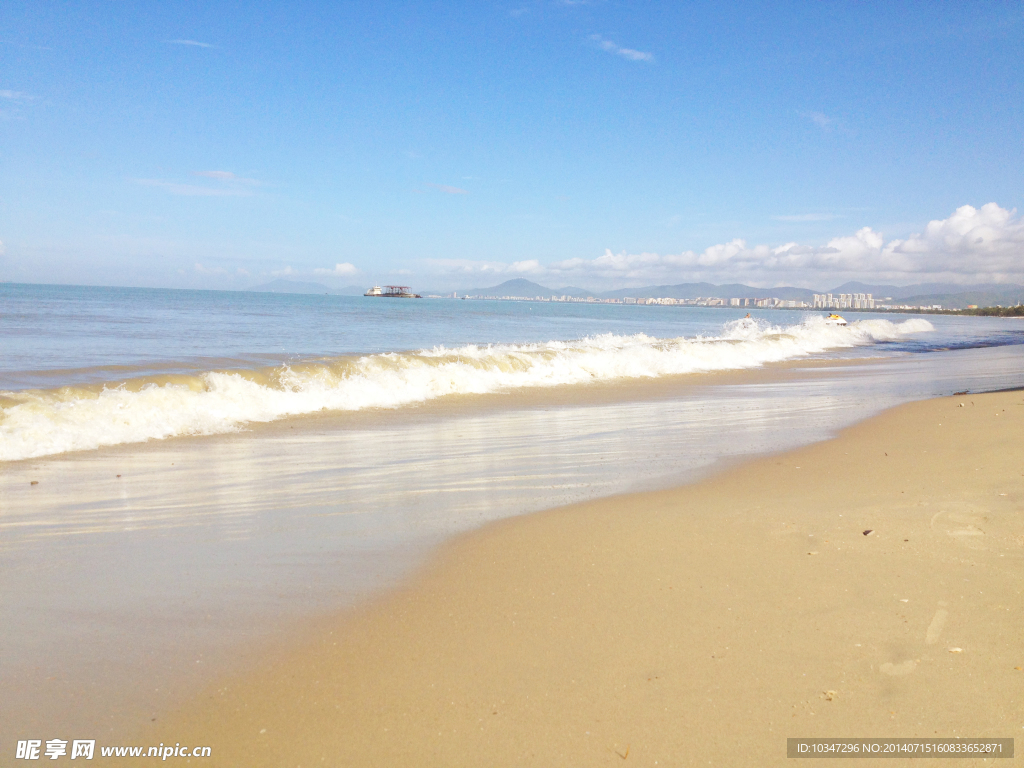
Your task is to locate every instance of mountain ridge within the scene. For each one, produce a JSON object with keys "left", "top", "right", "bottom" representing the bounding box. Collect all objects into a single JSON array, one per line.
[
  {"left": 460, "top": 278, "right": 596, "bottom": 298},
  {"left": 247, "top": 279, "right": 365, "bottom": 295}
]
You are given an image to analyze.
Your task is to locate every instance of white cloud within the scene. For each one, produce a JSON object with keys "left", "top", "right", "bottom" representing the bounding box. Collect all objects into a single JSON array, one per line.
[
  {"left": 165, "top": 39, "right": 214, "bottom": 48},
  {"left": 425, "top": 258, "right": 509, "bottom": 275},
  {"left": 0, "top": 89, "right": 37, "bottom": 118},
  {"left": 193, "top": 170, "right": 235, "bottom": 180},
  {"left": 190, "top": 170, "right": 263, "bottom": 186},
  {"left": 508, "top": 259, "right": 544, "bottom": 274},
  {"left": 134, "top": 172, "right": 262, "bottom": 197},
  {"left": 427, "top": 183, "right": 469, "bottom": 195},
  {"left": 314, "top": 262, "right": 358, "bottom": 276},
  {"left": 590, "top": 35, "right": 653, "bottom": 62},
  {"left": 803, "top": 111, "right": 833, "bottom": 129},
  {"left": 135, "top": 179, "right": 253, "bottom": 197},
  {"left": 569, "top": 204, "right": 1024, "bottom": 285},
  {"left": 884, "top": 203, "right": 1024, "bottom": 279},
  {"left": 421, "top": 203, "right": 1024, "bottom": 287},
  {"left": 773, "top": 213, "right": 841, "bottom": 222}
]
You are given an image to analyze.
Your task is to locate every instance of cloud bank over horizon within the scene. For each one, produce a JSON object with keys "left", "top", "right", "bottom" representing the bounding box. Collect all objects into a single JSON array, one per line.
[
  {"left": 3, "top": 204, "right": 1021, "bottom": 292},
  {"left": 422, "top": 203, "right": 1024, "bottom": 289}
]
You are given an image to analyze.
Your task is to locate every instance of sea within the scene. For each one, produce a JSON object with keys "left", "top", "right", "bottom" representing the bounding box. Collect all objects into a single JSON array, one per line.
[{"left": 2, "top": 281, "right": 1024, "bottom": 741}]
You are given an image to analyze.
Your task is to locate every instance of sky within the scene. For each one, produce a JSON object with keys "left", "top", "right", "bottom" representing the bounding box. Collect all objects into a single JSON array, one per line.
[{"left": 1, "top": 1, "right": 1023, "bottom": 291}]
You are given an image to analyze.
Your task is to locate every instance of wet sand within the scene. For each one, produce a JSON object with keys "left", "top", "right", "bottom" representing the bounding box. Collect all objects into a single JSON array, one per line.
[
  {"left": 20, "top": 348, "right": 1024, "bottom": 753},
  {"left": 129, "top": 389, "right": 1024, "bottom": 766}
]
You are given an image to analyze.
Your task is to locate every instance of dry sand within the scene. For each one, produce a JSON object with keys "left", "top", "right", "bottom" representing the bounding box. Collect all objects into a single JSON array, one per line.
[{"left": 127, "top": 391, "right": 1023, "bottom": 766}]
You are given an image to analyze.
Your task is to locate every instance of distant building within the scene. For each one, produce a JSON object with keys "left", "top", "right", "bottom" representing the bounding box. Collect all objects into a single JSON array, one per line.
[{"left": 813, "top": 293, "right": 874, "bottom": 309}]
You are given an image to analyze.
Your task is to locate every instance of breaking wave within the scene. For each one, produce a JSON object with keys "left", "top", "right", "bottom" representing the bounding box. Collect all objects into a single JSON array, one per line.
[{"left": 0, "top": 316, "right": 933, "bottom": 461}]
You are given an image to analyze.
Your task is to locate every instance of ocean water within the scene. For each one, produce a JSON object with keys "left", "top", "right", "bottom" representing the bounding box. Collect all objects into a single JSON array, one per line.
[
  {"left": 2, "top": 282, "right": 1024, "bottom": 742},
  {"left": 3, "top": 282, "right": 1021, "bottom": 462}
]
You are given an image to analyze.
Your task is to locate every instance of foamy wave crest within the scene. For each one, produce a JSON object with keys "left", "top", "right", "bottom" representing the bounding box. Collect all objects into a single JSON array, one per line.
[{"left": 0, "top": 317, "right": 932, "bottom": 460}]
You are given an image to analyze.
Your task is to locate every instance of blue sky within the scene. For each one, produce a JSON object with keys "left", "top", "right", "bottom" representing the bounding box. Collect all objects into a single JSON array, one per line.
[{"left": 1, "top": 1, "right": 1023, "bottom": 290}]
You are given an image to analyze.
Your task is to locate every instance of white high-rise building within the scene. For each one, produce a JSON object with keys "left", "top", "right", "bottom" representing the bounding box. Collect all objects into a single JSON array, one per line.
[{"left": 813, "top": 292, "right": 874, "bottom": 310}]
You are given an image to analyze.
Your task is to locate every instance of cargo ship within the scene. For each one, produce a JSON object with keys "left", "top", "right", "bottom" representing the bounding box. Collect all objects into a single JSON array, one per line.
[{"left": 364, "top": 285, "right": 421, "bottom": 298}]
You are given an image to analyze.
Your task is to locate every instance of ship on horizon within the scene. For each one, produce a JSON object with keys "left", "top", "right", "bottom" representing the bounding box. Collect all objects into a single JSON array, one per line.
[{"left": 364, "top": 285, "right": 422, "bottom": 298}]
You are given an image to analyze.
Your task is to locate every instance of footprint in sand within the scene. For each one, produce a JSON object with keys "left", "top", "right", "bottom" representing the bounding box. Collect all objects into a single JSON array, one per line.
[
  {"left": 926, "top": 607, "right": 949, "bottom": 645},
  {"left": 880, "top": 660, "right": 917, "bottom": 676},
  {"left": 881, "top": 603, "right": 951, "bottom": 675},
  {"left": 931, "top": 510, "right": 987, "bottom": 536}
]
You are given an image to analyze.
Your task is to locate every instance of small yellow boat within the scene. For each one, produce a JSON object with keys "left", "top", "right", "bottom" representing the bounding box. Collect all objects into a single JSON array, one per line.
[{"left": 824, "top": 313, "right": 848, "bottom": 326}]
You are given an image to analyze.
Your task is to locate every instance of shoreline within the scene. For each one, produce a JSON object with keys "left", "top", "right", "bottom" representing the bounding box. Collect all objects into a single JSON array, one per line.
[
  {"left": 0, "top": 354, "right": 892, "bottom": 467},
  {"left": 119, "top": 388, "right": 1024, "bottom": 766}
]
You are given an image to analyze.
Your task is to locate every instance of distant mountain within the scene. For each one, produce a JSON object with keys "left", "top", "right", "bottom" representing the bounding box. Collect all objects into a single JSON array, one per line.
[
  {"left": 897, "top": 286, "right": 1024, "bottom": 310},
  {"left": 333, "top": 284, "right": 369, "bottom": 295},
  {"left": 826, "top": 281, "right": 1023, "bottom": 301},
  {"left": 553, "top": 285, "right": 598, "bottom": 298},
  {"left": 598, "top": 282, "right": 721, "bottom": 300},
  {"left": 826, "top": 282, "right": 1024, "bottom": 307},
  {"left": 246, "top": 279, "right": 368, "bottom": 296},
  {"left": 598, "top": 282, "right": 816, "bottom": 301},
  {"left": 461, "top": 279, "right": 593, "bottom": 298},
  {"left": 826, "top": 282, "right": 905, "bottom": 299},
  {"left": 894, "top": 282, "right": 1021, "bottom": 298},
  {"left": 462, "top": 278, "right": 546, "bottom": 295},
  {"left": 248, "top": 279, "right": 334, "bottom": 294}
]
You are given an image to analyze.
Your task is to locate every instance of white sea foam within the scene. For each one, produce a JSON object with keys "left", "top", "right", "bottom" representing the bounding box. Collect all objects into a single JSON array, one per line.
[{"left": 0, "top": 317, "right": 933, "bottom": 461}]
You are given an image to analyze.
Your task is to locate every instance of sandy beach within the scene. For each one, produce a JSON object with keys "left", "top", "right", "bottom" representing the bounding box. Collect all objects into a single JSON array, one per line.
[
  {"left": 7, "top": 3, "right": 1024, "bottom": 763},
  {"left": 111, "top": 389, "right": 1024, "bottom": 766}
]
